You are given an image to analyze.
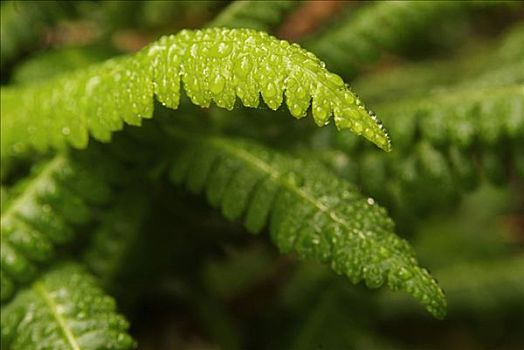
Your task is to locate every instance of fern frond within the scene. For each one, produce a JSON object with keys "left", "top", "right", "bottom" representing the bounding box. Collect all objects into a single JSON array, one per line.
[
  {"left": 168, "top": 130, "right": 446, "bottom": 319},
  {"left": 304, "top": 1, "right": 515, "bottom": 77},
  {"left": 376, "top": 80, "right": 523, "bottom": 151},
  {"left": 321, "top": 136, "right": 518, "bottom": 222},
  {"left": 208, "top": 0, "right": 300, "bottom": 32},
  {"left": 84, "top": 190, "right": 149, "bottom": 288},
  {"left": 303, "top": 1, "right": 461, "bottom": 76},
  {"left": 381, "top": 255, "right": 524, "bottom": 317},
  {"left": 1, "top": 263, "right": 135, "bottom": 350},
  {"left": 1, "top": 27, "right": 391, "bottom": 163},
  {"left": 0, "top": 153, "right": 116, "bottom": 303},
  {"left": 353, "top": 22, "right": 524, "bottom": 105}
]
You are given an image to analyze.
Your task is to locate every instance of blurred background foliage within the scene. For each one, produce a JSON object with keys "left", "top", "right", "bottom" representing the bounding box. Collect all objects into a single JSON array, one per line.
[{"left": 1, "top": 1, "right": 523, "bottom": 349}]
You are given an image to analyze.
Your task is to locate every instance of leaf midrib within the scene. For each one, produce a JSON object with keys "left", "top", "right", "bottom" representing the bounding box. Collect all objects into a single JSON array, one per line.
[
  {"left": 211, "top": 138, "right": 370, "bottom": 243},
  {"left": 35, "top": 281, "right": 81, "bottom": 350},
  {"left": 1, "top": 156, "right": 65, "bottom": 236}
]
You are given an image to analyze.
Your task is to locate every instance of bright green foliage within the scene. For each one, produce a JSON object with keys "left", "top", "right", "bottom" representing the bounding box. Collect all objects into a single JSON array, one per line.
[
  {"left": 1, "top": 263, "right": 135, "bottom": 350},
  {"left": 1, "top": 1, "right": 523, "bottom": 348},
  {"left": 0, "top": 153, "right": 116, "bottom": 303},
  {"left": 208, "top": 0, "right": 299, "bottom": 31},
  {"left": 168, "top": 131, "right": 446, "bottom": 319},
  {"left": 318, "top": 36, "right": 524, "bottom": 214},
  {"left": 0, "top": 27, "right": 391, "bottom": 162}
]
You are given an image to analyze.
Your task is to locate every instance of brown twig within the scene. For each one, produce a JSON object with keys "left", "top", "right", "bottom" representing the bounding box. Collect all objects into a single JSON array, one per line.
[{"left": 277, "top": 0, "right": 353, "bottom": 41}]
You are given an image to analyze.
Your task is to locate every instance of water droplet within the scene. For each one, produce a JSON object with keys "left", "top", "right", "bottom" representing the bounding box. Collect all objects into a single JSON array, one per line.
[
  {"left": 213, "top": 42, "right": 232, "bottom": 57},
  {"left": 344, "top": 92, "right": 355, "bottom": 104},
  {"left": 289, "top": 103, "right": 306, "bottom": 118},
  {"left": 234, "top": 56, "right": 252, "bottom": 77},
  {"left": 398, "top": 267, "right": 413, "bottom": 280},
  {"left": 296, "top": 86, "right": 307, "bottom": 99},
  {"left": 210, "top": 75, "right": 225, "bottom": 94},
  {"left": 353, "top": 121, "right": 363, "bottom": 134},
  {"left": 190, "top": 44, "right": 199, "bottom": 58},
  {"left": 325, "top": 72, "right": 344, "bottom": 87},
  {"left": 263, "top": 82, "right": 277, "bottom": 98}
]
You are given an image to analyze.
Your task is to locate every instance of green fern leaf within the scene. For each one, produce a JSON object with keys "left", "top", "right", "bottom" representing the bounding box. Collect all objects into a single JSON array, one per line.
[
  {"left": 1, "top": 263, "right": 135, "bottom": 350},
  {"left": 168, "top": 129, "right": 446, "bottom": 319},
  {"left": 304, "top": 1, "right": 513, "bottom": 77},
  {"left": 0, "top": 153, "right": 116, "bottom": 303},
  {"left": 378, "top": 81, "right": 523, "bottom": 151},
  {"left": 1, "top": 28, "right": 391, "bottom": 163},
  {"left": 208, "top": 0, "right": 300, "bottom": 31},
  {"left": 382, "top": 255, "right": 524, "bottom": 317}
]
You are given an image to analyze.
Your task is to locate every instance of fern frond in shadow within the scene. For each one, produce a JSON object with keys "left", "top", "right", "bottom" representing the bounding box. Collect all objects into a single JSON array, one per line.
[
  {"left": 0, "top": 152, "right": 118, "bottom": 303},
  {"left": 168, "top": 129, "right": 446, "bottom": 319},
  {"left": 0, "top": 1, "right": 77, "bottom": 70},
  {"left": 304, "top": 1, "right": 518, "bottom": 78},
  {"left": 208, "top": 0, "right": 300, "bottom": 32},
  {"left": 376, "top": 78, "right": 523, "bottom": 151},
  {"left": 380, "top": 255, "right": 524, "bottom": 318},
  {"left": 1, "top": 263, "right": 135, "bottom": 350},
  {"left": 84, "top": 190, "right": 149, "bottom": 289},
  {"left": 1, "top": 28, "right": 391, "bottom": 164}
]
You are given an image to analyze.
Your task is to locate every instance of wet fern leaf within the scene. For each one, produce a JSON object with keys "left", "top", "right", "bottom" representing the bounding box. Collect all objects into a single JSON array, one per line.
[
  {"left": 169, "top": 131, "right": 446, "bottom": 319},
  {"left": 1, "top": 263, "right": 135, "bottom": 350},
  {"left": 0, "top": 153, "right": 116, "bottom": 303},
  {"left": 1, "top": 28, "right": 391, "bottom": 162}
]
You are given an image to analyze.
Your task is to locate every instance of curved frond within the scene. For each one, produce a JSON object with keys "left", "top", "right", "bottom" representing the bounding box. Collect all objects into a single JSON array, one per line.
[
  {"left": 0, "top": 153, "right": 117, "bottom": 303},
  {"left": 208, "top": 0, "right": 300, "bottom": 31},
  {"left": 1, "top": 263, "right": 135, "bottom": 350},
  {"left": 168, "top": 129, "right": 446, "bottom": 319},
  {"left": 1, "top": 28, "right": 391, "bottom": 163},
  {"left": 311, "top": 31, "right": 524, "bottom": 216}
]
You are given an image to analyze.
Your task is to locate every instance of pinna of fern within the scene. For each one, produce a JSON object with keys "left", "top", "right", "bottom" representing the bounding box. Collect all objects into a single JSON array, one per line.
[
  {"left": 307, "top": 24, "right": 524, "bottom": 219},
  {"left": 1, "top": 263, "right": 135, "bottom": 350},
  {"left": 167, "top": 128, "right": 447, "bottom": 319},
  {"left": 0, "top": 27, "right": 391, "bottom": 167},
  {"left": 303, "top": 0, "right": 512, "bottom": 78},
  {"left": 0, "top": 19, "right": 451, "bottom": 349},
  {"left": 0, "top": 149, "right": 121, "bottom": 303}
]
